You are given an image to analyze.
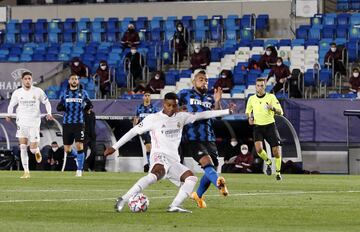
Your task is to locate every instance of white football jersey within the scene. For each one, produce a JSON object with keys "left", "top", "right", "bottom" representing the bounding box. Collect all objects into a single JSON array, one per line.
[
  {"left": 7, "top": 86, "right": 50, "bottom": 127},
  {"left": 112, "top": 109, "right": 230, "bottom": 162}
]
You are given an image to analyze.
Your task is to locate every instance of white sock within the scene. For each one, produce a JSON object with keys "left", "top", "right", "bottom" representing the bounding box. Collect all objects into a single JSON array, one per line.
[
  {"left": 20, "top": 144, "right": 29, "bottom": 173},
  {"left": 122, "top": 173, "right": 157, "bottom": 201},
  {"left": 170, "top": 176, "right": 198, "bottom": 207}
]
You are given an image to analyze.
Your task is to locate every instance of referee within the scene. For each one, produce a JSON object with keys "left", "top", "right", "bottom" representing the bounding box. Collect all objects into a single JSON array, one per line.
[{"left": 245, "top": 78, "right": 283, "bottom": 180}]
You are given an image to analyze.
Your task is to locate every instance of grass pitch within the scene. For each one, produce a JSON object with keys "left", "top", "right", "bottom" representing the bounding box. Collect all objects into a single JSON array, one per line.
[{"left": 0, "top": 171, "right": 359, "bottom": 232}]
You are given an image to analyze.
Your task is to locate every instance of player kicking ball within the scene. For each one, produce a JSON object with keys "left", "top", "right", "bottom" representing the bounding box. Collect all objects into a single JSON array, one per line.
[
  {"left": 104, "top": 92, "right": 235, "bottom": 213},
  {"left": 6, "top": 71, "right": 53, "bottom": 178}
]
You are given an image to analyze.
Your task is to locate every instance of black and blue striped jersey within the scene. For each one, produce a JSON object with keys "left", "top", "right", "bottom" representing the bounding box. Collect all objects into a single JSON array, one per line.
[
  {"left": 178, "top": 88, "right": 216, "bottom": 141},
  {"left": 57, "top": 88, "right": 92, "bottom": 124},
  {"left": 136, "top": 103, "right": 157, "bottom": 123}
]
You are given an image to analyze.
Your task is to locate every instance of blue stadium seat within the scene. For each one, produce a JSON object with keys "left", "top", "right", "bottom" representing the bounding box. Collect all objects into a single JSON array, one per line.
[
  {"left": 106, "top": 32, "right": 118, "bottom": 42},
  {"left": 337, "top": 13, "right": 350, "bottom": 25},
  {"left": 195, "top": 15, "right": 208, "bottom": 30},
  {"left": 20, "top": 19, "right": 33, "bottom": 34},
  {"left": 323, "top": 13, "right": 336, "bottom": 25},
  {"left": 77, "top": 17, "right": 90, "bottom": 31},
  {"left": 150, "top": 17, "right": 163, "bottom": 30},
  {"left": 63, "top": 32, "right": 75, "bottom": 42},
  {"left": 48, "top": 19, "right": 62, "bottom": 33},
  {"left": 296, "top": 27, "right": 308, "bottom": 40},
  {"left": 308, "top": 28, "right": 321, "bottom": 40},
  {"left": 5, "top": 33, "right": 17, "bottom": 44},
  {"left": 311, "top": 16, "right": 322, "bottom": 27},
  {"left": 240, "top": 29, "right": 253, "bottom": 40},
  {"left": 91, "top": 32, "right": 102, "bottom": 43},
  {"left": 63, "top": 18, "right": 76, "bottom": 33},
  {"left": 304, "top": 69, "right": 317, "bottom": 87},
  {"left": 256, "top": 14, "right": 269, "bottom": 30},
  {"left": 322, "top": 26, "right": 335, "bottom": 39},
  {"left": 150, "top": 28, "right": 162, "bottom": 41},
  {"left": 194, "top": 29, "right": 207, "bottom": 42},
  {"left": 91, "top": 19, "right": 105, "bottom": 33},
  {"left": 319, "top": 69, "right": 332, "bottom": 86},
  {"left": 240, "top": 14, "right": 253, "bottom": 29},
  {"left": 107, "top": 17, "right": 119, "bottom": 33},
  {"left": 349, "top": 27, "right": 360, "bottom": 40},
  {"left": 6, "top": 20, "right": 19, "bottom": 33}
]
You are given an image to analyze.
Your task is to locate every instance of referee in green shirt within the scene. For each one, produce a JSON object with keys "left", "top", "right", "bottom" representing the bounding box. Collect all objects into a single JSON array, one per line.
[{"left": 245, "top": 78, "right": 283, "bottom": 180}]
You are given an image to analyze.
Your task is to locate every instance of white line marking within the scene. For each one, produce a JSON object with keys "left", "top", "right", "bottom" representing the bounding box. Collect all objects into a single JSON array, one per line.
[{"left": 0, "top": 190, "right": 359, "bottom": 203}]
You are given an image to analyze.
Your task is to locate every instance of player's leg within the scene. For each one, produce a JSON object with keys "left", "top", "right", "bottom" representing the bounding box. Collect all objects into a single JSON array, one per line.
[
  {"left": 19, "top": 138, "right": 30, "bottom": 178},
  {"left": 266, "top": 124, "right": 282, "bottom": 180},
  {"left": 168, "top": 165, "right": 197, "bottom": 213},
  {"left": 115, "top": 163, "right": 164, "bottom": 212},
  {"left": 254, "top": 126, "right": 272, "bottom": 175},
  {"left": 62, "top": 125, "right": 77, "bottom": 172},
  {"left": 28, "top": 127, "right": 41, "bottom": 163},
  {"left": 74, "top": 124, "right": 85, "bottom": 177}
]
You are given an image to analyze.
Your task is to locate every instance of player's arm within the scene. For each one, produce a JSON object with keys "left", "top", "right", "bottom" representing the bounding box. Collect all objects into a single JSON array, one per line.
[
  {"left": 40, "top": 89, "right": 53, "bottom": 120},
  {"left": 6, "top": 92, "right": 18, "bottom": 121},
  {"left": 245, "top": 98, "right": 254, "bottom": 125},
  {"left": 56, "top": 92, "right": 66, "bottom": 112},
  {"left": 104, "top": 116, "right": 152, "bottom": 156},
  {"left": 266, "top": 95, "right": 283, "bottom": 115},
  {"left": 183, "top": 104, "right": 235, "bottom": 125},
  {"left": 213, "top": 87, "right": 222, "bottom": 110},
  {"left": 83, "top": 91, "right": 93, "bottom": 111}
]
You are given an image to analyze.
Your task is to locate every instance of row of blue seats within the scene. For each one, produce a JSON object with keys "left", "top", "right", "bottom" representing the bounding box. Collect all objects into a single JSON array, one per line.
[
  {"left": 296, "top": 25, "right": 360, "bottom": 41},
  {"left": 311, "top": 12, "right": 360, "bottom": 26},
  {"left": 46, "top": 78, "right": 97, "bottom": 99},
  {"left": 337, "top": 0, "right": 360, "bottom": 11}
]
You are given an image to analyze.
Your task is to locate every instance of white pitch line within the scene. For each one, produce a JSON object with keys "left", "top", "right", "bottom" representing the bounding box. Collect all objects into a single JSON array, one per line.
[
  {"left": 0, "top": 189, "right": 176, "bottom": 193},
  {"left": 0, "top": 190, "right": 359, "bottom": 203}
]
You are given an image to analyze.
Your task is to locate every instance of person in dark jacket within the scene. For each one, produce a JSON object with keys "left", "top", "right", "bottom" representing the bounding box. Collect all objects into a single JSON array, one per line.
[
  {"left": 146, "top": 71, "right": 165, "bottom": 94},
  {"left": 70, "top": 57, "right": 89, "bottom": 78},
  {"left": 267, "top": 57, "right": 291, "bottom": 94},
  {"left": 214, "top": 69, "right": 234, "bottom": 93},
  {"left": 349, "top": 68, "right": 360, "bottom": 93},
  {"left": 84, "top": 107, "right": 96, "bottom": 171},
  {"left": 121, "top": 23, "right": 140, "bottom": 49},
  {"left": 125, "top": 46, "right": 145, "bottom": 87},
  {"left": 46, "top": 141, "right": 64, "bottom": 171},
  {"left": 95, "top": 60, "right": 112, "bottom": 98},
  {"left": 324, "top": 43, "right": 346, "bottom": 75},
  {"left": 258, "top": 46, "right": 277, "bottom": 71},
  {"left": 173, "top": 22, "right": 189, "bottom": 62},
  {"left": 190, "top": 43, "right": 210, "bottom": 71}
]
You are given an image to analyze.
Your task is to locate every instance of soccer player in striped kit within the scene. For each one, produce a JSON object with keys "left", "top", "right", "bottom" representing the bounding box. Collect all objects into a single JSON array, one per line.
[
  {"left": 57, "top": 74, "right": 92, "bottom": 177},
  {"left": 6, "top": 71, "right": 53, "bottom": 178}
]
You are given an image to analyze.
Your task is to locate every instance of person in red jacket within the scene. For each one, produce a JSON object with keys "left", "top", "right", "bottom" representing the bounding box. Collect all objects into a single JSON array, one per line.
[
  {"left": 146, "top": 71, "right": 165, "bottom": 94},
  {"left": 258, "top": 46, "right": 277, "bottom": 71},
  {"left": 233, "top": 144, "right": 254, "bottom": 173},
  {"left": 121, "top": 23, "right": 140, "bottom": 49},
  {"left": 267, "top": 57, "right": 291, "bottom": 94},
  {"left": 95, "top": 60, "right": 112, "bottom": 98},
  {"left": 213, "top": 69, "right": 234, "bottom": 93},
  {"left": 190, "top": 43, "right": 209, "bottom": 71},
  {"left": 70, "top": 57, "right": 89, "bottom": 78},
  {"left": 349, "top": 68, "right": 360, "bottom": 93},
  {"left": 324, "top": 42, "right": 346, "bottom": 75}
]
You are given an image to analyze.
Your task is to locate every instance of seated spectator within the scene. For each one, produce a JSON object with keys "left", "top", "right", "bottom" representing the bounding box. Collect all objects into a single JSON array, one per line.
[
  {"left": 146, "top": 71, "right": 165, "bottom": 94},
  {"left": 221, "top": 144, "right": 254, "bottom": 173},
  {"left": 349, "top": 68, "right": 360, "bottom": 94},
  {"left": 324, "top": 42, "right": 346, "bottom": 76},
  {"left": 95, "top": 60, "right": 112, "bottom": 98},
  {"left": 267, "top": 57, "right": 291, "bottom": 94},
  {"left": 70, "top": 57, "right": 89, "bottom": 78},
  {"left": 172, "top": 22, "right": 189, "bottom": 62},
  {"left": 258, "top": 45, "right": 277, "bottom": 71},
  {"left": 125, "top": 46, "right": 145, "bottom": 88},
  {"left": 121, "top": 23, "right": 140, "bottom": 49},
  {"left": 46, "top": 141, "right": 64, "bottom": 171},
  {"left": 190, "top": 43, "right": 210, "bottom": 71},
  {"left": 214, "top": 69, "right": 234, "bottom": 93}
]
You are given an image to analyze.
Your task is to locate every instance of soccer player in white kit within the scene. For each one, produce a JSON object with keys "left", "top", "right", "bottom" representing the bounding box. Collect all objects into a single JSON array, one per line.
[
  {"left": 104, "top": 92, "right": 235, "bottom": 213},
  {"left": 6, "top": 71, "right": 53, "bottom": 178}
]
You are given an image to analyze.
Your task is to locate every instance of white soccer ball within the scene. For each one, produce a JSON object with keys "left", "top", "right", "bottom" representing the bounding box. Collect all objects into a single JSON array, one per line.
[{"left": 128, "top": 193, "right": 149, "bottom": 213}]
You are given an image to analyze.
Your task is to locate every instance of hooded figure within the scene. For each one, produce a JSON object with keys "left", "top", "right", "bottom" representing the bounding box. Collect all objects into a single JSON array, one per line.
[
  {"left": 70, "top": 57, "right": 89, "bottom": 78},
  {"left": 258, "top": 45, "right": 278, "bottom": 71},
  {"left": 95, "top": 60, "right": 112, "bottom": 97},
  {"left": 121, "top": 23, "right": 140, "bottom": 48},
  {"left": 172, "top": 22, "right": 189, "bottom": 62},
  {"left": 146, "top": 71, "right": 165, "bottom": 94},
  {"left": 214, "top": 69, "right": 234, "bottom": 93}
]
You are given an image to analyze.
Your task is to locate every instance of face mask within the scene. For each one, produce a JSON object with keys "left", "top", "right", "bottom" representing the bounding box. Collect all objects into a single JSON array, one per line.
[
  {"left": 194, "top": 48, "right": 200, "bottom": 53},
  {"left": 74, "top": 62, "right": 79, "bottom": 66},
  {"left": 221, "top": 74, "right": 227, "bottom": 79},
  {"left": 230, "top": 140, "right": 238, "bottom": 147},
  {"left": 52, "top": 147, "right": 58, "bottom": 152},
  {"left": 131, "top": 49, "right": 136, "bottom": 54},
  {"left": 100, "top": 65, "right": 106, "bottom": 70},
  {"left": 177, "top": 27, "right": 183, "bottom": 31},
  {"left": 240, "top": 145, "right": 248, "bottom": 155},
  {"left": 155, "top": 75, "right": 160, "bottom": 80},
  {"left": 266, "top": 51, "right": 271, "bottom": 56},
  {"left": 277, "top": 62, "right": 282, "bottom": 67},
  {"left": 354, "top": 72, "right": 359, "bottom": 78},
  {"left": 331, "top": 47, "right": 336, "bottom": 52}
]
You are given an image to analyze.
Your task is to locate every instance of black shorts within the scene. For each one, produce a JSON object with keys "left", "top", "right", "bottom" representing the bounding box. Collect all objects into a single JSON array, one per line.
[
  {"left": 183, "top": 141, "right": 219, "bottom": 167},
  {"left": 140, "top": 132, "right": 151, "bottom": 144},
  {"left": 253, "top": 123, "right": 281, "bottom": 147},
  {"left": 63, "top": 123, "right": 85, "bottom": 145}
]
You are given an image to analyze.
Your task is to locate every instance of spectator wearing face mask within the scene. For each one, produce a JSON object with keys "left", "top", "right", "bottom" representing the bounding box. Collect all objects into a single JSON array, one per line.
[
  {"left": 146, "top": 71, "right": 165, "bottom": 94},
  {"left": 125, "top": 46, "right": 145, "bottom": 87},
  {"left": 46, "top": 141, "right": 64, "bottom": 171},
  {"left": 173, "top": 22, "right": 189, "bottom": 62},
  {"left": 95, "top": 60, "right": 112, "bottom": 98},
  {"left": 267, "top": 57, "right": 291, "bottom": 94},
  {"left": 214, "top": 69, "right": 234, "bottom": 93},
  {"left": 233, "top": 144, "right": 254, "bottom": 173},
  {"left": 258, "top": 46, "right": 278, "bottom": 71},
  {"left": 349, "top": 68, "right": 360, "bottom": 94},
  {"left": 190, "top": 43, "right": 210, "bottom": 71},
  {"left": 70, "top": 57, "right": 89, "bottom": 78},
  {"left": 121, "top": 23, "right": 140, "bottom": 49},
  {"left": 324, "top": 42, "right": 346, "bottom": 76}
]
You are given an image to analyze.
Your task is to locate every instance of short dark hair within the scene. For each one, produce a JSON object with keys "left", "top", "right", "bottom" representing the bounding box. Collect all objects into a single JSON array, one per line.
[
  {"left": 330, "top": 42, "right": 336, "bottom": 46},
  {"left": 256, "top": 78, "right": 266, "bottom": 83},
  {"left": 21, "top": 71, "right": 32, "bottom": 79},
  {"left": 51, "top": 141, "right": 58, "bottom": 145},
  {"left": 164, "top": 92, "right": 178, "bottom": 101},
  {"left": 69, "top": 74, "right": 78, "bottom": 79}
]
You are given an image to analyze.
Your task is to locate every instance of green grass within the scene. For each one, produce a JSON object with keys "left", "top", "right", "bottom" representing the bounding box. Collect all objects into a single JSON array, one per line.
[{"left": 0, "top": 171, "right": 360, "bottom": 232}]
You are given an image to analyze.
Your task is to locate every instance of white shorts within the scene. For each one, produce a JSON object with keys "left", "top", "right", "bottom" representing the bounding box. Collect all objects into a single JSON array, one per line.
[
  {"left": 16, "top": 125, "right": 40, "bottom": 143},
  {"left": 149, "top": 152, "right": 190, "bottom": 187}
]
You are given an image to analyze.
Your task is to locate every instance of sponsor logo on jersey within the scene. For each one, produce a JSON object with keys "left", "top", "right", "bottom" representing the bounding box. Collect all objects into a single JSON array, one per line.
[
  {"left": 65, "top": 98, "right": 83, "bottom": 103},
  {"left": 189, "top": 98, "right": 212, "bottom": 108}
]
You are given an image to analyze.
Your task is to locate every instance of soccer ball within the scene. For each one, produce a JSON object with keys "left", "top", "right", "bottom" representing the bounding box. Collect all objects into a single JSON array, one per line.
[{"left": 128, "top": 193, "right": 149, "bottom": 213}]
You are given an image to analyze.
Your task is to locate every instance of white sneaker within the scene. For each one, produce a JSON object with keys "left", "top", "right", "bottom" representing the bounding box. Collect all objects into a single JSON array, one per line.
[
  {"left": 167, "top": 206, "right": 192, "bottom": 213},
  {"left": 75, "top": 170, "right": 82, "bottom": 177},
  {"left": 114, "top": 197, "right": 126, "bottom": 212}
]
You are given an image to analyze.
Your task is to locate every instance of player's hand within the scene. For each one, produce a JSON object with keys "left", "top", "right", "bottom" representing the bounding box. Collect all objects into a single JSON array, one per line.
[
  {"left": 5, "top": 116, "right": 11, "bottom": 122},
  {"left": 228, "top": 103, "right": 236, "bottom": 114},
  {"left": 46, "top": 114, "right": 54, "bottom": 121},
  {"left": 248, "top": 117, "right": 254, "bottom": 125},
  {"left": 104, "top": 147, "right": 116, "bottom": 157},
  {"left": 214, "top": 87, "right": 223, "bottom": 102},
  {"left": 265, "top": 103, "right": 274, "bottom": 111}
]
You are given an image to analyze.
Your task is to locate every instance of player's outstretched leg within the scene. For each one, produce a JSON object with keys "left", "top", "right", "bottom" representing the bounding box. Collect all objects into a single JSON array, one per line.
[
  {"left": 192, "top": 175, "right": 211, "bottom": 208},
  {"left": 257, "top": 149, "right": 272, "bottom": 175},
  {"left": 19, "top": 144, "right": 30, "bottom": 178},
  {"left": 115, "top": 173, "right": 158, "bottom": 212},
  {"left": 168, "top": 176, "right": 197, "bottom": 213},
  {"left": 202, "top": 164, "right": 229, "bottom": 196}
]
